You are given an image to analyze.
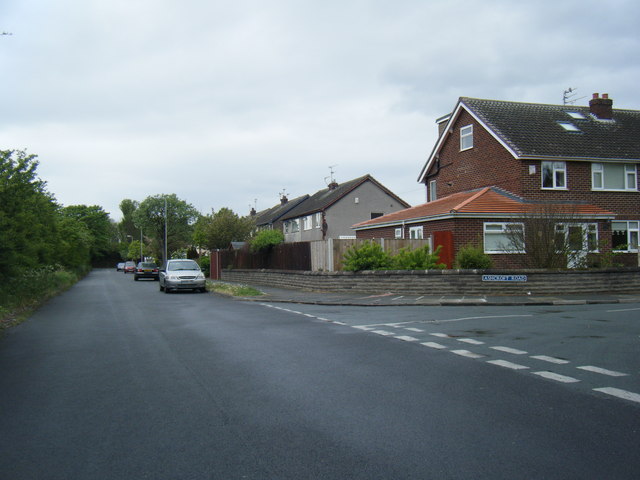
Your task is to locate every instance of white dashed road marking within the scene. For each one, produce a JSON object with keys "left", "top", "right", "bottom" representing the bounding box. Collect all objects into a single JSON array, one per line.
[
  {"left": 430, "top": 333, "right": 449, "bottom": 338},
  {"left": 458, "top": 338, "right": 484, "bottom": 345},
  {"left": 577, "top": 366, "right": 629, "bottom": 377},
  {"left": 421, "top": 342, "right": 447, "bottom": 349},
  {"left": 405, "top": 328, "right": 424, "bottom": 333},
  {"left": 372, "top": 330, "right": 395, "bottom": 336},
  {"left": 594, "top": 387, "right": 640, "bottom": 404},
  {"left": 491, "top": 346, "right": 528, "bottom": 355},
  {"left": 451, "top": 349, "right": 484, "bottom": 359},
  {"left": 487, "top": 359, "right": 529, "bottom": 370},
  {"left": 395, "top": 336, "right": 419, "bottom": 342},
  {"left": 530, "top": 355, "right": 569, "bottom": 365},
  {"left": 533, "top": 371, "right": 580, "bottom": 383}
]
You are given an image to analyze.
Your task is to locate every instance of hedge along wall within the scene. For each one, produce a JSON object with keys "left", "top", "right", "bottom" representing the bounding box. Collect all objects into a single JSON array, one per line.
[{"left": 221, "top": 268, "right": 640, "bottom": 296}]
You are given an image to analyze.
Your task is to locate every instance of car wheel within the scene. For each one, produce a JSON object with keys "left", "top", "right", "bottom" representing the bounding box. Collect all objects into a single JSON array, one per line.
[
  {"left": 134, "top": 276, "right": 139, "bottom": 281},
  {"left": 164, "top": 287, "right": 171, "bottom": 294},
  {"left": 200, "top": 287, "right": 207, "bottom": 293},
  {"left": 159, "top": 283, "right": 164, "bottom": 292}
]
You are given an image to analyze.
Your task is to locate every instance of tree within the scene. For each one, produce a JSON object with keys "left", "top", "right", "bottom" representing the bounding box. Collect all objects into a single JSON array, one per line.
[
  {"left": 133, "top": 194, "right": 199, "bottom": 265},
  {"left": 61, "top": 205, "right": 114, "bottom": 264},
  {"left": 250, "top": 229, "right": 284, "bottom": 252},
  {"left": 0, "top": 149, "right": 60, "bottom": 278},
  {"left": 118, "top": 199, "right": 140, "bottom": 241},
  {"left": 193, "top": 208, "right": 254, "bottom": 251}
]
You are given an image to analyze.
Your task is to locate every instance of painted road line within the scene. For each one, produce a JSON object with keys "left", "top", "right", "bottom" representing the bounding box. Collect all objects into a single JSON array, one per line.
[
  {"left": 372, "top": 330, "right": 396, "bottom": 336},
  {"left": 332, "top": 321, "right": 347, "bottom": 326},
  {"left": 392, "top": 296, "right": 405, "bottom": 301},
  {"left": 530, "top": 355, "right": 569, "bottom": 365},
  {"left": 491, "top": 346, "right": 528, "bottom": 355},
  {"left": 405, "top": 328, "right": 425, "bottom": 333},
  {"left": 352, "top": 325, "right": 374, "bottom": 330},
  {"left": 415, "top": 296, "right": 424, "bottom": 301},
  {"left": 594, "top": 387, "right": 640, "bottom": 404},
  {"left": 487, "top": 359, "right": 529, "bottom": 370},
  {"left": 577, "top": 366, "right": 629, "bottom": 377},
  {"left": 430, "top": 333, "right": 449, "bottom": 338},
  {"left": 458, "top": 338, "right": 484, "bottom": 345},
  {"left": 451, "top": 349, "right": 484, "bottom": 359},
  {"left": 303, "top": 313, "right": 315, "bottom": 318},
  {"left": 395, "top": 335, "right": 419, "bottom": 342},
  {"left": 421, "top": 342, "right": 447, "bottom": 350},
  {"left": 533, "top": 371, "right": 580, "bottom": 383}
]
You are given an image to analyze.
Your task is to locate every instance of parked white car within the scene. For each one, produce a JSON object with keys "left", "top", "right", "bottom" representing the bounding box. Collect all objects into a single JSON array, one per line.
[{"left": 159, "top": 259, "right": 206, "bottom": 293}]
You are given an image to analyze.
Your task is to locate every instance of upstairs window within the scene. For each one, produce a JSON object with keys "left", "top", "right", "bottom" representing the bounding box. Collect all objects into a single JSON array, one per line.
[
  {"left": 428, "top": 180, "right": 437, "bottom": 202},
  {"left": 592, "top": 163, "right": 637, "bottom": 191},
  {"left": 460, "top": 125, "right": 473, "bottom": 151},
  {"left": 542, "top": 161, "right": 567, "bottom": 189},
  {"left": 315, "top": 212, "right": 322, "bottom": 229},
  {"left": 303, "top": 215, "right": 312, "bottom": 230}
]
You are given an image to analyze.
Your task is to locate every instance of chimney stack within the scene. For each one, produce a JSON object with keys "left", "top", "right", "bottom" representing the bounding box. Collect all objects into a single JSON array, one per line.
[
  {"left": 280, "top": 195, "right": 288, "bottom": 205},
  {"left": 589, "top": 93, "right": 613, "bottom": 120}
]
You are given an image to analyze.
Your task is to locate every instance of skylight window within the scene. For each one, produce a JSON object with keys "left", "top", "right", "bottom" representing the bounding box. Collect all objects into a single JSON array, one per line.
[
  {"left": 566, "top": 111, "right": 586, "bottom": 120},
  {"left": 557, "top": 121, "right": 581, "bottom": 132}
]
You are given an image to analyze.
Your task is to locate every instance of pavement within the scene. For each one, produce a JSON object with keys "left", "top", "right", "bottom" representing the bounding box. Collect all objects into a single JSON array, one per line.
[{"left": 209, "top": 281, "right": 640, "bottom": 306}]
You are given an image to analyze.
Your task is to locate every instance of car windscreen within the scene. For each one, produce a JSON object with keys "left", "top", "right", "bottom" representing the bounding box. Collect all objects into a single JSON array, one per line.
[
  {"left": 167, "top": 261, "right": 199, "bottom": 271},
  {"left": 140, "top": 263, "right": 157, "bottom": 268}
]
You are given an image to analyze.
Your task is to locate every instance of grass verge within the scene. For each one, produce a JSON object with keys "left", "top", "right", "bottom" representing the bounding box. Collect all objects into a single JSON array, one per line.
[
  {"left": 207, "top": 281, "right": 263, "bottom": 297},
  {"left": 0, "top": 266, "right": 86, "bottom": 335}
]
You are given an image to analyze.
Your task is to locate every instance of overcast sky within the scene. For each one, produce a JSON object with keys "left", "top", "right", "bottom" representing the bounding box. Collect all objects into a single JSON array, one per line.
[{"left": 2, "top": 0, "right": 639, "bottom": 221}]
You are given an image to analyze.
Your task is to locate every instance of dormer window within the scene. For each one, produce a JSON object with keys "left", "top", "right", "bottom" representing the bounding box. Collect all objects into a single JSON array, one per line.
[
  {"left": 460, "top": 125, "right": 473, "bottom": 151},
  {"left": 557, "top": 121, "right": 580, "bottom": 132}
]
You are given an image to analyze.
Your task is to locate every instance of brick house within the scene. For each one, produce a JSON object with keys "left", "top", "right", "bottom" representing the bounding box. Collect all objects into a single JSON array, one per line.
[
  {"left": 251, "top": 194, "right": 309, "bottom": 232},
  {"left": 354, "top": 94, "right": 640, "bottom": 268},
  {"left": 280, "top": 174, "right": 410, "bottom": 242}
]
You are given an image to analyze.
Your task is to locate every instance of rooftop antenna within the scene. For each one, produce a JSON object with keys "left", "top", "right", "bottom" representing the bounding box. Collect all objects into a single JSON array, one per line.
[
  {"left": 325, "top": 164, "right": 338, "bottom": 187},
  {"left": 563, "top": 87, "right": 586, "bottom": 105}
]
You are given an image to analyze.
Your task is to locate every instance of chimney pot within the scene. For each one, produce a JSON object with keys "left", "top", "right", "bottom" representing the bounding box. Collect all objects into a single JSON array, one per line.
[
  {"left": 592, "top": 93, "right": 599, "bottom": 99},
  {"left": 603, "top": 93, "right": 609, "bottom": 99}
]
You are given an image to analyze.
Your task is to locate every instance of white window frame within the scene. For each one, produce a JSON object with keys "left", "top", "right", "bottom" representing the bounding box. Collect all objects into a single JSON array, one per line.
[
  {"left": 541, "top": 161, "right": 567, "bottom": 190},
  {"left": 409, "top": 226, "right": 423, "bottom": 239},
  {"left": 315, "top": 212, "right": 322, "bottom": 229},
  {"left": 612, "top": 221, "right": 639, "bottom": 252},
  {"left": 592, "top": 163, "right": 637, "bottom": 191},
  {"left": 460, "top": 124, "right": 473, "bottom": 151},
  {"left": 428, "top": 180, "right": 437, "bottom": 202},
  {"left": 394, "top": 227, "right": 403, "bottom": 239},
  {"left": 483, "top": 222, "right": 525, "bottom": 254},
  {"left": 290, "top": 219, "right": 300, "bottom": 233},
  {"left": 555, "top": 223, "right": 599, "bottom": 253},
  {"left": 303, "top": 215, "right": 312, "bottom": 231}
]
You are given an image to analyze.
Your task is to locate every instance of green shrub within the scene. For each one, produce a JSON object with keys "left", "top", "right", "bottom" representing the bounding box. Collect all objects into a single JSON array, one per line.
[
  {"left": 250, "top": 230, "right": 284, "bottom": 252},
  {"left": 392, "top": 245, "right": 446, "bottom": 270},
  {"left": 342, "top": 241, "right": 393, "bottom": 271},
  {"left": 455, "top": 245, "right": 493, "bottom": 269},
  {"left": 197, "top": 256, "right": 211, "bottom": 276}
]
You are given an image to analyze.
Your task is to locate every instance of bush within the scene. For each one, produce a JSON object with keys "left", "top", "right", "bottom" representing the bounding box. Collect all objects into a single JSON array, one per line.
[
  {"left": 342, "top": 241, "right": 393, "bottom": 271},
  {"left": 250, "top": 230, "right": 284, "bottom": 252},
  {"left": 392, "top": 245, "right": 446, "bottom": 270},
  {"left": 455, "top": 245, "right": 493, "bottom": 269},
  {"left": 197, "top": 256, "right": 211, "bottom": 277}
]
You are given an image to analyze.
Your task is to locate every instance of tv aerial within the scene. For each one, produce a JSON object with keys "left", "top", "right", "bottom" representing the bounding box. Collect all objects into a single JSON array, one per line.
[
  {"left": 563, "top": 87, "right": 586, "bottom": 105},
  {"left": 325, "top": 165, "right": 338, "bottom": 187}
]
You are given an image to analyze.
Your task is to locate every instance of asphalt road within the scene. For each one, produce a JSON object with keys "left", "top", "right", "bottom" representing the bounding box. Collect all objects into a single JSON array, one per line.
[{"left": 1, "top": 269, "right": 639, "bottom": 479}]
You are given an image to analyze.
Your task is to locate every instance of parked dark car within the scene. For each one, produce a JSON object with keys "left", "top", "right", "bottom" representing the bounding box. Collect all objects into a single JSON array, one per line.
[
  {"left": 159, "top": 259, "right": 206, "bottom": 293},
  {"left": 134, "top": 262, "right": 159, "bottom": 281},
  {"left": 123, "top": 261, "right": 136, "bottom": 274},
  {"left": 116, "top": 262, "right": 125, "bottom": 271}
]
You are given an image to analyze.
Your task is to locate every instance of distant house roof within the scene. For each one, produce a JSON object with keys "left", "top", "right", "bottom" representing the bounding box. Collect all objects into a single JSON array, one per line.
[
  {"left": 253, "top": 194, "right": 309, "bottom": 227},
  {"left": 354, "top": 187, "right": 614, "bottom": 230},
  {"left": 280, "top": 174, "right": 410, "bottom": 221},
  {"left": 419, "top": 96, "right": 640, "bottom": 182}
]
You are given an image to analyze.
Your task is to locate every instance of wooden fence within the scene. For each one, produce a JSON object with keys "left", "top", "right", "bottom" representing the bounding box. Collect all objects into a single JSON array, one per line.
[{"left": 220, "top": 239, "right": 431, "bottom": 272}]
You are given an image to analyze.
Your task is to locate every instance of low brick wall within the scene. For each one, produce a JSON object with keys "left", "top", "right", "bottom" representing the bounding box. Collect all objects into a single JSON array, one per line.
[{"left": 221, "top": 268, "right": 640, "bottom": 295}]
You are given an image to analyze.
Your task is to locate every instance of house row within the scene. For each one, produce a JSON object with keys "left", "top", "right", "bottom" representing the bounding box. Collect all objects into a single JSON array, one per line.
[
  {"left": 251, "top": 174, "right": 410, "bottom": 242},
  {"left": 354, "top": 93, "right": 640, "bottom": 268}
]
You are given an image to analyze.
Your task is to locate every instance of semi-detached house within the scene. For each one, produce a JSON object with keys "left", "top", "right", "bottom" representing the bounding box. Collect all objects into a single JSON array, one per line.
[{"left": 354, "top": 93, "right": 640, "bottom": 268}]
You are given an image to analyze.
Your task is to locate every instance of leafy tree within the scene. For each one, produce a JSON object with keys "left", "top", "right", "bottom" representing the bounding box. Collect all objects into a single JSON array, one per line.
[
  {"left": 250, "top": 229, "right": 284, "bottom": 252},
  {"left": 61, "top": 205, "right": 114, "bottom": 264},
  {"left": 118, "top": 199, "right": 140, "bottom": 241},
  {"left": 127, "top": 240, "right": 150, "bottom": 262},
  {"left": 56, "top": 215, "right": 92, "bottom": 270},
  {"left": 193, "top": 208, "right": 254, "bottom": 251},
  {"left": 133, "top": 194, "right": 199, "bottom": 265},
  {"left": 0, "top": 149, "right": 60, "bottom": 278}
]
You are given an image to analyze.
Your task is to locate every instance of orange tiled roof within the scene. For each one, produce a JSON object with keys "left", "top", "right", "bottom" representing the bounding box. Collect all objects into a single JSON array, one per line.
[{"left": 354, "top": 187, "right": 614, "bottom": 228}]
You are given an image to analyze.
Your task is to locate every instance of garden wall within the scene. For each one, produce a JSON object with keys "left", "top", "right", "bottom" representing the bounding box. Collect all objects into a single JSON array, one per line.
[{"left": 220, "top": 268, "right": 640, "bottom": 295}]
